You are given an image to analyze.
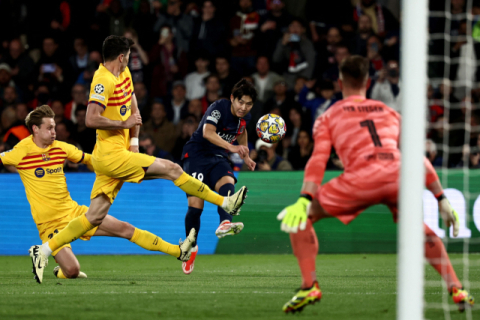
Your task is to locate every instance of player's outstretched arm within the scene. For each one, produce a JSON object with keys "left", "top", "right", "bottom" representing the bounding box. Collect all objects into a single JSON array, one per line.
[
  {"left": 203, "top": 123, "right": 249, "bottom": 158},
  {"left": 86, "top": 102, "right": 142, "bottom": 130}
]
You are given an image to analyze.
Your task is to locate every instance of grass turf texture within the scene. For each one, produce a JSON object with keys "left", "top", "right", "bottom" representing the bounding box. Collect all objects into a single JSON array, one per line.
[{"left": 0, "top": 254, "right": 478, "bottom": 320}]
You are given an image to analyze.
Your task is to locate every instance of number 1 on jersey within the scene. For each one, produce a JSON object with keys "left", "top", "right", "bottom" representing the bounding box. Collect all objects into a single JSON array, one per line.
[{"left": 360, "top": 120, "right": 382, "bottom": 147}]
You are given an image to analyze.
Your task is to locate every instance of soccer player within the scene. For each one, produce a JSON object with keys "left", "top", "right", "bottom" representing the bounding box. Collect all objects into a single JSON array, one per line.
[
  {"left": 181, "top": 79, "right": 257, "bottom": 274},
  {"left": 0, "top": 105, "right": 196, "bottom": 281},
  {"left": 29, "top": 36, "right": 248, "bottom": 283},
  {"left": 277, "top": 56, "right": 475, "bottom": 313}
]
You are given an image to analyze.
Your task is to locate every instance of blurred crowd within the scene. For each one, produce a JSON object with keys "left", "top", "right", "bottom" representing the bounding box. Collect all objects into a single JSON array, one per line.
[{"left": 0, "top": 0, "right": 478, "bottom": 173}]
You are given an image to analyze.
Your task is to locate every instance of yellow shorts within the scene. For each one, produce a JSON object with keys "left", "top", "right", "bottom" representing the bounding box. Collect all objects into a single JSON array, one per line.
[
  {"left": 37, "top": 205, "right": 98, "bottom": 256},
  {"left": 90, "top": 150, "right": 156, "bottom": 203}
]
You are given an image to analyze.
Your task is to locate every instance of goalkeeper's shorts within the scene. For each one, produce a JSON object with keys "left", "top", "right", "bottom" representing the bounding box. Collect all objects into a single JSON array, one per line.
[{"left": 314, "top": 174, "right": 398, "bottom": 225}]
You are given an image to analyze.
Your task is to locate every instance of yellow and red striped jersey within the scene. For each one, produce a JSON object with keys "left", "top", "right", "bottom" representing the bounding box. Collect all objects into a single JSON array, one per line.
[
  {"left": 88, "top": 64, "right": 134, "bottom": 156},
  {"left": 0, "top": 136, "right": 91, "bottom": 224}
]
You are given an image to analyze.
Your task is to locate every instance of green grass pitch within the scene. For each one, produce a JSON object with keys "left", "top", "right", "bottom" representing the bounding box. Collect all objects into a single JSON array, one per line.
[{"left": 0, "top": 254, "right": 478, "bottom": 320}]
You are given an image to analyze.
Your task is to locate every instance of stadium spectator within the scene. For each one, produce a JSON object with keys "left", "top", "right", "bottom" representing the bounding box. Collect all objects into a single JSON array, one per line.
[
  {"left": 36, "top": 37, "right": 66, "bottom": 98},
  {"left": 64, "top": 84, "right": 88, "bottom": 123},
  {"left": 98, "top": 0, "right": 131, "bottom": 37},
  {"left": 201, "top": 74, "right": 221, "bottom": 113},
  {"left": 366, "top": 34, "right": 385, "bottom": 78},
  {"left": 351, "top": 15, "right": 375, "bottom": 57},
  {"left": 257, "top": 0, "right": 293, "bottom": 58},
  {"left": 352, "top": 0, "right": 399, "bottom": 39},
  {"left": 2, "top": 86, "right": 19, "bottom": 111},
  {"left": 245, "top": 139, "right": 292, "bottom": 171},
  {"left": 134, "top": 82, "right": 150, "bottom": 118},
  {"left": 0, "top": 64, "right": 17, "bottom": 98},
  {"left": 185, "top": 54, "right": 210, "bottom": 100},
  {"left": 323, "top": 43, "right": 351, "bottom": 89},
  {"left": 370, "top": 60, "right": 401, "bottom": 112},
  {"left": 143, "top": 101, "right": 177, "bottom": 153},
  {"left": 124, "top": 29, "right": 149, "bottom": 84},
  {"left": 71, "top": 104, "right": 96, "bottom": 154},
  {"left": 27, "top": 83, "right": 52, "bottom": 109},
  {"left": 306, "top": 0, "right": 354, "bottom": 42},
  {"left": 131, "top": 0, "right": 157, "bottom": 51},
  {"left": 251, "top": 56, "right": 283, "bottom": 103},
  {"left": 171, "top": 114, "right": 198, "bottom": 162},
  {"left": 51, "top": 100, "right": 74, "bottom": 134},
  {"left": 153, "top": 0, "right": 194, "bottom": 55},
  {"left": 273, "top": 19, "right": 316, "bottom": 88},
  {"left": 139, "top": 133, "right": 174, "bottom": 161},
  {"left": 2, "top": 104, "right": 29, "bottom": 150},
  {"left": 285, "top": 106, "right": 310, "bottom": 150},
  {"left": 75, "top": 51, "right": 102, "bottom": 88},
  {"left": 190, "top": 1, "right": 227, "bottom": 60},
  {"left": 68, "top": 38, "right": 90, "bottom": 84},
  {"left": 165, "top": 80, "right": 189, "bottom": 126},
  {"left": 298, "top": 79, "right": 336, "bottom": 125},
  {"left": 315, "top": 27, "right": 343, "bottom": 77},
  {"left": 149, "top": 25, "right": 188, "bottom": 98},
  {"left": 215, "top": 56, "right": 239, "bottom": 98},
  {"left": 426, "top": 138, "right": 443, "bottom": 168},
  {"left": 288, "top": 129, "right": 313, "bottom": 170},
  {"left": 3, "top": 39, "right": 35, "bottom": 93},
  {"left": 187, "top": 99, "right": 203, "bottom": 121},
  {"left": 229, "top": 0, "right": 260, "bottom": 76},
  {"left": 264, "top": 79, "right": 294, "bottom": 116}
]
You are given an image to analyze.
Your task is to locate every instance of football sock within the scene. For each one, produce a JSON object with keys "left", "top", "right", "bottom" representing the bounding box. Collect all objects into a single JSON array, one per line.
[
  {"left": 290, "top": 218, "right": 318, "bottom": 289},
  {"left": 45, "top": 213, "right": 95, "bottom": 256},
  {"left": 174, "top": 172, "right": 223, "bottom": 206},
  {"left": 424, "top": 223, "right": 462, "bottom": 292},
  {"left": 217, "top": 184, "right": 234, "bottom": 223},
  {"left": 185, "top": 206, "right": 203, "bottom": 247},
  {"left": 130, "top": 228, "right": 180, "bottom": 258},
  {"left": 56, "top": 268, "right": 68, "bottom": 279}
]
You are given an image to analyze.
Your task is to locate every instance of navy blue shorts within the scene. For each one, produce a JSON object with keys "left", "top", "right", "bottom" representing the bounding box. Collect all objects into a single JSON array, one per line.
[{"left": 183, "top": 155, "right": 237, "bottom": 196}]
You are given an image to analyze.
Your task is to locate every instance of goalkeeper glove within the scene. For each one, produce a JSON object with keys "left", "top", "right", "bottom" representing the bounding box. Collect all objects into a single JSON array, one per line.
[
  {"left": 437, "top": 195, "right": 460, "bottom": 237},
  {"left": 276, "top": 196, "right": 311, "bottom": 233}
]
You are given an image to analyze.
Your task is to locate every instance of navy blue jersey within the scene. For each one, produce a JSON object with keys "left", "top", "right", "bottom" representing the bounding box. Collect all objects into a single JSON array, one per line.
[{"left": 182, "top": 99, "right": 251, "bottom": 159}]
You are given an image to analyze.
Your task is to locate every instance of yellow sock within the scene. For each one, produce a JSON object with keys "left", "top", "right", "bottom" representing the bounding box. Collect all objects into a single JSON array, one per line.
[
  {"left": 56, "top": 268, "right": 68, "bottom": 279},
  {"left": 130, "top": 228, "right": 180, "bottom": 258},
  {"left": 48, "top": 213, "right": 95, "bottom": 252},
  {"left": 174, "top": 172, "right": 223, "bottom": 206}
]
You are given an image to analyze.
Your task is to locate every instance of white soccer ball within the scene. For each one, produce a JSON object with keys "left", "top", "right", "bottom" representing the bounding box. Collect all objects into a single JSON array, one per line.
[{"left": 255, "top": 114, "right": 287, "bottom": 143}]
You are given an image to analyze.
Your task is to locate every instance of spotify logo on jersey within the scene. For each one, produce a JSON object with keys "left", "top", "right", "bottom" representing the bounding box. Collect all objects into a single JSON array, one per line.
[
  {"left": 120, "top": 105, "right": 127, "bottom": 116},
  {"left": 35, "top": 168, "right": 45, "bottom": 178}
]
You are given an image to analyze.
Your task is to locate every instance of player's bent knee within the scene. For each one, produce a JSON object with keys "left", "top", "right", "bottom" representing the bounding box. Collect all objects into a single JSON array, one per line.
[{"left": 63, "top": 265, "right": 80, "bottom": 278}]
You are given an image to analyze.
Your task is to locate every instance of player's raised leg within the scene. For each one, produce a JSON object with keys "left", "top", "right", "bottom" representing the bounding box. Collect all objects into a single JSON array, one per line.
[
  {"left": 144, "top": 158, "right": 247, "bottom": 215},
  {"left": 214, "top": 176, "right": 244, "bottom": 239}
]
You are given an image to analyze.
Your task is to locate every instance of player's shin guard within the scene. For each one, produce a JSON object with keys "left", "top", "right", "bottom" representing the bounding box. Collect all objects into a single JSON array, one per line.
[
  {"left": 290, "top": 218, "right": 318, "bottom": 289},
  {"left": 130, "top": 228, "right": 181, "bottom": 258},
  {"left": 174, "top": 172, "right": 223, "bottom": 206},
  {"left": 424, "top": 223, "right": 462, "bottom": 291},
  {"left": 46, "top": 213, "right": 95, "bottom": 255},
  {"left": 217, "top": 184, "right": 234, "bottom": 223},
  {"left": 185, "top": 207, "right": 203, "bottom": 246}
]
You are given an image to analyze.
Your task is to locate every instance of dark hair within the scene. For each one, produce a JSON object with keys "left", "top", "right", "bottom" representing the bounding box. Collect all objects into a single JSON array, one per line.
[
  {"left": 102, "top": 35, "right": 134, "bottom": 62},
  {"left": 203, "top": 73, "right": 220, "bottom": 84},
  {"left": 231, "top": 79, "right": 257, "bottom": 102},
  {"left": 25, "top": 105, "right": 55, "bottom": 134},
  {"left": 339, "top": 55, "right": 369, "bottom": 89},
  {"left": 75, "top": 104, "right": 87, "bottom": 116}
]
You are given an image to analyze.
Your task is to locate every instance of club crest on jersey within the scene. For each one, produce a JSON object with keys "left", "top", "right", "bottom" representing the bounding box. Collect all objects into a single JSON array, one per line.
[
  {"left": 94, "top": 84, "right": 105, "bottom": 94},
  {"left": 121, "top": 88, "right": 128, "bottom": 97},
  {"left": 42, "top": 154, "right": 50, "bottom": 161},
  {"left": 35, "top": 168, "right": 45, "bottom": 178}
]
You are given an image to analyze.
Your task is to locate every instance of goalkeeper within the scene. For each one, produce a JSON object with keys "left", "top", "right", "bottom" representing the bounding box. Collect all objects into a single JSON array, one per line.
[{"left": 277, "top": 56, "right": 474, "bottom": 313}]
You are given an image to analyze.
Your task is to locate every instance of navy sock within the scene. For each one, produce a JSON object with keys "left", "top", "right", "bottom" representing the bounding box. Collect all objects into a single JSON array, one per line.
[
  {"left": 185, "top": 206, "right": 203, "bottom": 246},
  {"left": 218, "top": 184, "right": 234, "bottom": 223}
]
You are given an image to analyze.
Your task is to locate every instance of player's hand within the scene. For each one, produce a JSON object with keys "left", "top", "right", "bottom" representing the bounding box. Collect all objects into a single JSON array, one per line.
[
  {"left": 124, "top": 113, "right": 142, "bottom": 128},
  {"left": 129, "top": 145, "right": 139, "bottom": 153},
  {"left": 229, "top": 145, "right": 249, "bottom": 159},
  {"left": 244, "top": 156, "right": 256, "bottom": 171},
  {"left": 276, "top": 197, "right": 311, "bottom": 233},
  {"left": 438, "top": 198, "right": 460, "bottom": 237}
]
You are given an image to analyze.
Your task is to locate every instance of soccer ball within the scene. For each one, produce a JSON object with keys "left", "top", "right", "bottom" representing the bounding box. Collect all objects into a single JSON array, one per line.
[{"left": 256, "top": 114, "right": 287, "bottom": 143}]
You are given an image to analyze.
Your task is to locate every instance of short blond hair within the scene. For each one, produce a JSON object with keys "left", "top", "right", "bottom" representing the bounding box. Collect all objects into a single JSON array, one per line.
[{"left": 25, "top": 105, "right": 55, "bottom": 134}]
